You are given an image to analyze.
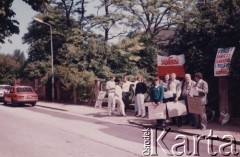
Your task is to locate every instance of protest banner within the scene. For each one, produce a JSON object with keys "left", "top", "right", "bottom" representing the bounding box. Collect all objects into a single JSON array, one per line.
[
  {"left": 166, "top": 100, "right": 187, "bottom": 118},
  {"left": 145, "top": 102, "right": 167, "bottom": 120},
  {"left": 94, "top": 91, "right": 106, "bottom": 108},
  {"left": 214, "top": 47, "right": 235, "bottom": 76},
  {"left": 187, "top": 96, "right": 204, "bottom": 115},
  {"left": 157, "top": 54, "right": 185, "bottom": 77}
]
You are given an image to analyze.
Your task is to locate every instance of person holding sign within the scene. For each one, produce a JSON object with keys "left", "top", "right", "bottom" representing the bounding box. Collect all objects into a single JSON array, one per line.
[
  {"left": 193, "top": 72, "right": 208, "bottom": 130},
  {"left": 106, "top": 75, "right": 116, "bottom": 116},
  {"left": 168, "top": 73, "right": 182, "bottom": 127},
  {"left": 149, "top": 77, "right": 165, "bottom": 127}
]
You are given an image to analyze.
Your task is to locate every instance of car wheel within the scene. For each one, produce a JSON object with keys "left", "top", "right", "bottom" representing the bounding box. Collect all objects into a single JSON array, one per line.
[
  {"left": 3, "top": 101, "right": 7, "bottom": 105},
  {"left": 11, "top": 99, "right": 18, "bottom": 107},
  {"left": 31, "top": 102, "right": 36, "bottom": 106}
]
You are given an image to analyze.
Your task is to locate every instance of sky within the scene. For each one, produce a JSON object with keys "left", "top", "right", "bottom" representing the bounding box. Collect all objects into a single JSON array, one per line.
[
  {"left": 0, "top": 0, "right": 37, "bottom": 54},
  {"left": 0, "top": 0, "right": 123, "bottom": 56}
]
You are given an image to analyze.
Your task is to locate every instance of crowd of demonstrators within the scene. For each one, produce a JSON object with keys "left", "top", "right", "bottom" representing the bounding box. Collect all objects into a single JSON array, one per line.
[
  {"left": 104, "top": 72, "right": 209, "bottom": 130},
  {"left": 164, "top": 72, "right": 208, "bottom": 130}
]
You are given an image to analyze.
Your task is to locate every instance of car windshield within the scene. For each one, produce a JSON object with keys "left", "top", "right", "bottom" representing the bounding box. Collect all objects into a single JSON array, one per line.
[
  {"left": 0, "top": 86, "right": 10, "bottom": 90},
  {"left": 16, "top": 87, "right": 34, "bottom": 93}
]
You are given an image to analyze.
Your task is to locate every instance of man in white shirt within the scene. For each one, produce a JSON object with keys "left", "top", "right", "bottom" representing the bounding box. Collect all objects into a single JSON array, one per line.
[
  {"left": 115, "top": 80, "right": 126, "bottom": 116},
  {"left": 182, "top": 74, "right": 196, "bottom": 126},
  {"left": 122, "top": 75, "right": 132, "bottom": 113},
  {"left": 168, "top": 73, "right": 182, "bottom": 126},
  {"left": 106, "top": 75, "right": 116, "bottom": 116},
  {"left": 168, "top": 73, "right": 181, "bottom": 102}
]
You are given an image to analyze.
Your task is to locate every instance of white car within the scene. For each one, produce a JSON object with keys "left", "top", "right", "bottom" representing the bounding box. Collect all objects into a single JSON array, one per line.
[{"left": 0, "top": 85, "right": 11, "bottom": 102}]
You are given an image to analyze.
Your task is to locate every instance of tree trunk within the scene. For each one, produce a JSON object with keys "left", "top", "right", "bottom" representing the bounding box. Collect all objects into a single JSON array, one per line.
[
  {"left": 219, "top": 77, "right": 229, "bottom": 113},
  {"left": 73, "top": 85, "right": 77, "bottom": 104}
]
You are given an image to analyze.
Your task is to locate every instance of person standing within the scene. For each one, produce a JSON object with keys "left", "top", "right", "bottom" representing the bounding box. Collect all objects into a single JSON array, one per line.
[
  {"left": 168, "top": 73, "right": 182, "bottom": 127},
  {"left": 181, "top": 74, "right": 196, "bottom": 126},
  {"left": 135, "top": 75, "right": 148, "bottom": 118},
  {"left": 115, "top": 80, "right": 126, "bottom": 116},
  {"left": 149, "top": 77, "right": 165, "bottom": 127},
  {"left": 122, "top": 75, "right": 132, "bottom": 113},
  {"left": 161, "top": 73, "right": 170, "bottom": 103},
  {"left": 194, "top": 72, "right": 208, "bottom": 130},
  {"left": 106, "top": 75, "right": 116, "bottom": 116},
  {"left": 133, "top": 75, "right": 139, "bottom": 115},
  {"left": 168, "top": 73, "right": 181, "bottom": 102},
  {"left": 162, "top": 73, "right": 170, "bottom": 92}
]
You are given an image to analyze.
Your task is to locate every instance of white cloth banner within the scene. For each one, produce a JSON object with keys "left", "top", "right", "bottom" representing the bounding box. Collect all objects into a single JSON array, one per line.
[
  {"left": 214, "top": 47, "right": 235, "bottom": 76},
  {"left": 157, "top": 54, "right": 185, "bottom": 66},
  {"left": 95, "top": 91, "right": 106, "bottom": 108}
]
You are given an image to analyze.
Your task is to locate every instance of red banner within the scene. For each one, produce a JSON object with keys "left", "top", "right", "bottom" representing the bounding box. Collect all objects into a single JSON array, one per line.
[{"left": 157, "top": 55, "right": 185, "bottom": 77}]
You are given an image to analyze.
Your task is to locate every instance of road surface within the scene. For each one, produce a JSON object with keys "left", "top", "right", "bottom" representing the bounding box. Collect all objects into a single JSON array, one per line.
[{"left": 0, "top": 103, "right": 238, "bottom": 157}]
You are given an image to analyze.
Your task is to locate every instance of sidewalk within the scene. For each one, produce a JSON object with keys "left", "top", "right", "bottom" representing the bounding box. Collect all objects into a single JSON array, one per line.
[{"left": 36, "top": 101, "right": 240, "bottom": 143}]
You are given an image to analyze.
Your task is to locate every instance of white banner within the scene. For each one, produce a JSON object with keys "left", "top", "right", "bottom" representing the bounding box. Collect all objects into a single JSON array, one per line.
[
  {"left": 214, "top": 47, "right": 235, "bottom": 76},
  {"left": 145, "top": 102, "right": 167, "bottom": 120},
  {"left": 95, "top": 91, "right": 106, "bottom": 108},
  {"left": 157, "top": 54, "right": 185, "bottom": 66},
  {"left": 166, "top": 100, "right": 187, "bottom": 118}
]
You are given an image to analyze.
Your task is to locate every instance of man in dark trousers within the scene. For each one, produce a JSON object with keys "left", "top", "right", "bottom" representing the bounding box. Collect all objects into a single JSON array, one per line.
[
  {"left": 122, "top": 75, "right": 132, "bottom": 113},
  {"left": 135, "top": 75, "right": 148, "bottom": 118}
]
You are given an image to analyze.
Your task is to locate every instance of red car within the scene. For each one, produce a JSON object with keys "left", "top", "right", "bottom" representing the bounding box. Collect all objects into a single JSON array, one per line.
[{"left": 4, "top": 86, "right": 38, "bottom": 106}]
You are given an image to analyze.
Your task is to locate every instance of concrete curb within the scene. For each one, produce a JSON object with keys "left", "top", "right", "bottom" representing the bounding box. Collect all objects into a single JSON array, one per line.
[{"left": 36, "top": 104, "right": 68, "bottom": 112}]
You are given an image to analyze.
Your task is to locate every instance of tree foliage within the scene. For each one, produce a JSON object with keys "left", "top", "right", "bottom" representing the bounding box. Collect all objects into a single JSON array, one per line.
[
  {"left": 0, "top": 0, "right": 19, "bottom": 44},
  {"left": 0, "top": 53, "right": 23, "bottom": 84}
]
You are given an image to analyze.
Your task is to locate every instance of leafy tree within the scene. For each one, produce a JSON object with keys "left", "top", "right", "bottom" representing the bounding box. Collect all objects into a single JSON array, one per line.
[
  {"left": 0, "top": 0, "right": 19, "bottom": 44},
  {"left": 116, "top": 0, "right": 182, "bottom": 43},
  {"left": 22, "top": 0, "right": 52, "bottom": 13},
  {"left": 90, "top": 0, "right": 126, "bottom": 42},
  {"left": 169, "top": 0, "right": 240, "bottom": 116},
  {"left": 13, "top": 49, "right": 26, "bottom": 66},
  {"left": 0, "top": 54, "right": 22, "bottom": 84}
]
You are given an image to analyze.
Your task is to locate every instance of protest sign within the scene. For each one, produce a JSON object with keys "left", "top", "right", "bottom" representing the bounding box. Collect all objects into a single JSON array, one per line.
[
  {"left": 166, "top": 100, "right": 187, "bottom": 118},
  {"left": 214, "top": 47, "right": 235, "bottom": 76},
  {"left": 95, "top": 91, "right": 106, "bottom": 108},
  {"left": 145, "top": 102, "right": 167, "bottom": 120},
  {"left": 157, "top": 54, "right": 185, "bottom": 77},
  {"left": 187, "top": 96, "right": 204, "bottom": 115}
]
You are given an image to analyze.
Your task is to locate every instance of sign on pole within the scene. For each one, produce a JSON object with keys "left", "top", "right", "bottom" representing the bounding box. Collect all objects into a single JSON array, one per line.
[
  {"left": 157, "top": 54, "right": 185, "bottom": 77},
  {"left": 214, "top": 47, "right": 235, "bottom": 76}
]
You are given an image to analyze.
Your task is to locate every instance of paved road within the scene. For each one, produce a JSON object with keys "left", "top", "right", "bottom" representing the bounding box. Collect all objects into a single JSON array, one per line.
[{"left": 0, "top": 103, "right": 238, "bottom": 157}]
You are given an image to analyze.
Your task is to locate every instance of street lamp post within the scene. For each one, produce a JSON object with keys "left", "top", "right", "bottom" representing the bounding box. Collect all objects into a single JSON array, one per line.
[{"left": 33, "top": 17, "right": 54, "bottom": 101}]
